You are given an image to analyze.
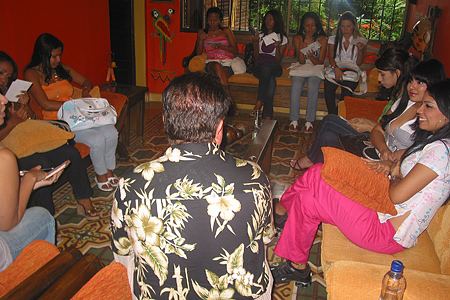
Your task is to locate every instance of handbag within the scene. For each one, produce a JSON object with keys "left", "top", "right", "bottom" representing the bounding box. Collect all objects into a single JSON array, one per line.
[
  {"left": 338, "top": 134, "right": 379, "bottom": 160},
  {"left": 57, "top": 98, "right": 117, "bottom": 131},
  {"left": 325, "top": 61, "right": 367, "bottom": 95},
  {"left": 288, "top": 61, "right": 324, "bottom": 79},
  {"left": 230, "top": 57, "right": 246, "bottom": 75},
  {"left": 244, "top": 42, "right": 255, "bottom": 73}
]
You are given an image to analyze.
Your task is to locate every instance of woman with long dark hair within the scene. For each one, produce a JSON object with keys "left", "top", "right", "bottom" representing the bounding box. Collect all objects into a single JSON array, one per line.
[
  {"left": 271, "top": 78, "right": 450, "bottom": 285},
  {"left": 251, "top": 9, "right": 288, "bottom": 119},
  {"left": 196, "top": 7, "right": 239, "bottom": 116},
  {"left": 289, "top": 12, "right": 327, "bottom": 133},
  {"left": 24, "top": 33, "right": 119, "bottom": 193}
]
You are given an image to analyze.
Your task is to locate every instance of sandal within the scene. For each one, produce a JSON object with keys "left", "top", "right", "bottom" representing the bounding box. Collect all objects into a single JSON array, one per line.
[
  {"left": 108, "top": 175, "right": 120, "bottom": 187},
  {"left": 76, "top": 202, "right": 100, "bottom": 221},
  {"left": 289, "top": 159, "right": 306, "bottom": 171},
  {"left": 95, "top": 177, "right": 114, "bottom": 192}
]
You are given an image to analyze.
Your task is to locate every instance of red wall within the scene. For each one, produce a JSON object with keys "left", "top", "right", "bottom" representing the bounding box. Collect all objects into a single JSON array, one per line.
[
  {"left": 146, "top": 0, "right": 196, "bottom": 93},
  {"left": 0, "top": 0, "right": 110, "bottom": 86},
  {"left": 407, "top": 0, "right": 450, "bottom": 71}
]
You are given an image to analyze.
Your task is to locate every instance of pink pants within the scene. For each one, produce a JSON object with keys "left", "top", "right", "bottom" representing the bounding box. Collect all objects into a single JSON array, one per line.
[{"left": 274, "top": 163, "right": 404, "bottom": 264}]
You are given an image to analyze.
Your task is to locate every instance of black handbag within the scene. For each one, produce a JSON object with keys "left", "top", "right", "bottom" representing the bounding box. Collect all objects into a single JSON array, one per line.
[{"left": 338, "top": 134, "right": 379, "bottom": 160}]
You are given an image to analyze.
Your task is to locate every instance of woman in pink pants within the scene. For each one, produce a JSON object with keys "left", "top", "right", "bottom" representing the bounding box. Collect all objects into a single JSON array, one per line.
[{"left": 271, "top": 78, "right": 450, "bottom": 286}]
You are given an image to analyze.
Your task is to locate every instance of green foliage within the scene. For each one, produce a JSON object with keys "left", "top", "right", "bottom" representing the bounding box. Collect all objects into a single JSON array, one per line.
[{"left": 247, "top": 0, "right": 406, "bottom": 41}]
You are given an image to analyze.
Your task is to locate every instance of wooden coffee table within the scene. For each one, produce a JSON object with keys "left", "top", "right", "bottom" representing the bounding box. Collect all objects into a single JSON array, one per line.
[{"left": 225, "top": 118, "right": 277, "bottom": 174}]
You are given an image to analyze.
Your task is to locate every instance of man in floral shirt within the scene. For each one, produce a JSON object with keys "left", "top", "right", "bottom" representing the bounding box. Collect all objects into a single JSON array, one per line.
[{"left": 111, "top": 72, "right": 274, "bottom": 300}]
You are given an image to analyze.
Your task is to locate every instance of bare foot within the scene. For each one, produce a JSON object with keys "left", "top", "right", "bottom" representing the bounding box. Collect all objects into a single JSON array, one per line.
[
  {"left": 106, "top": 170, "right": 119, "bottom": 186},
  {"left": 77, "top": 198, "right": 100, "bottom": 217}
]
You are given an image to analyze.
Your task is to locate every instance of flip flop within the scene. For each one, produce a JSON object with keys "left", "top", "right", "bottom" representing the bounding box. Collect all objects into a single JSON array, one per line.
[{"left": 289, "top": 159, "right": 306, "bottom": 171}]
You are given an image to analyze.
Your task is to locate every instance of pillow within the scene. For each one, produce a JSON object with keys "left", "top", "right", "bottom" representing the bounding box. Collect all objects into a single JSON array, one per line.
[
  {"left": 0, "top": 119, "right": 75, "bottom": 158},
  {"left": 344, "top": 96, "right": 389, "bottom": 123},
  {"left": 188, "top": 53, "right": 207, "bottom": 72},
  {"left": 320, "top": 147, "right": 397, "bottom": 215},
  {"left": 72, "top": 86, "right": 101, "bottom": 99}
]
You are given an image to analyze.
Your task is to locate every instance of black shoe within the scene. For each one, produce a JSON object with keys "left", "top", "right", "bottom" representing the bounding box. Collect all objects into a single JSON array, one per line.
[
  {"left": 273, "top": 198, "right": 287, "bottom": 232},
  {"left": 271, "top": 261, "right": 312, "bottom": 288}
]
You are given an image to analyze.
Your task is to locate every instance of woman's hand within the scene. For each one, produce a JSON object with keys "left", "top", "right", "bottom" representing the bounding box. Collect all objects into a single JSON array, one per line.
[
  {"left": 23, "top": 166, "right": 63, "bottom": 190},
  {"left": 272, "top": 40, "right": 281, "bottom": 49},
  {"left": 349, "top": 118, "right": 376, "bottom": 133},
  {"left": 10, "top": 103, "right": 29, "bottom": 123},
  {"left": 334, "top": 67, "right": 344, "bottom": 82},
  {"left": 356, "top": 42, "right": 366, "bottom": 52},
  {"left": 16, "top": 91, "right": 30, "bottom": 105},
  {"left": 363, "top": 159, "right": 394, "bottom": 177},
  {"left": 82, "top": 88, "right": 91, "bottom": 98}
]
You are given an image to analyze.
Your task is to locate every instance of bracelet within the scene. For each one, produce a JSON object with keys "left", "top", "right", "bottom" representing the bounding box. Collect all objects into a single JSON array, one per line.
[{"left": 82, "top": 86, "right": 90, "bottom": 90}]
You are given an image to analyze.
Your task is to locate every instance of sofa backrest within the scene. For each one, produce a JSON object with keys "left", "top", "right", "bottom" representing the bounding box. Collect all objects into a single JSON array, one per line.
[{"left": 426, "top": 203, "right": 450, "bottom": 274}]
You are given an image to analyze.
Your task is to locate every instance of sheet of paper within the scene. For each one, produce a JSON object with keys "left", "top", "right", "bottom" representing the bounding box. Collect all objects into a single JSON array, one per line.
[
  {"left": 5, "top": 79, "right": 33, "bottom": 102},
  {"left": 350, "top": 36, "right": 368, "bottom": 45},
  {"left": 300, "top": 41, "right": 322, "bottom": 55},
  {"left": 262, "top": 32, "right": 279, "bottom": 45}
]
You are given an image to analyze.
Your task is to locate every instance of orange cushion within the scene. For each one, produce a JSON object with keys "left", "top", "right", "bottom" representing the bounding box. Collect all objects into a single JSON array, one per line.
[
  {"left": 320, "top": 147, "right": 396, "bottom": 215},
  {"left": 0, "top": 240, "right": 60, "bottom": 298},
  {"left": 344, "top": 96, "right": 389, "bottom": 123}
]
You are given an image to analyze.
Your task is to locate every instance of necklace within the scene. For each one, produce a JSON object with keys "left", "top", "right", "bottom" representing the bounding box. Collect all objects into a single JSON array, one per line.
[{"left": 52, "top": 70, "right": 60, "bottom": 99}]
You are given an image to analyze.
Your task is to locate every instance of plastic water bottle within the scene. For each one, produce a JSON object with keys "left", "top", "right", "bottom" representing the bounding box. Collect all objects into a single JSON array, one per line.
[{"left": 379, "top": 260, "right": 406, "bottom": 300}]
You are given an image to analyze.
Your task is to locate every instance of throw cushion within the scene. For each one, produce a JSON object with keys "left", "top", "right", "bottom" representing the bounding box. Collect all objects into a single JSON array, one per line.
[
  {"left": 0, "top": 119, "right": 75, "bottom": 158},
  {"left": 344, "top": 96, "right": 390, "bottom": 123},
  {"left": 320, "top": 147, "right": 397, "bottom": 215},
  {"left": 188, "top": 53, "right": 207, "bottom": 72},
  {"left": 72, "top": 86, "right": 101, "bottom": 99}
]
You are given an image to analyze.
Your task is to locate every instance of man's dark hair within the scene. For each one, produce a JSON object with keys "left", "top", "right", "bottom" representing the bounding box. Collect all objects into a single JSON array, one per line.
[{"left": 162, "top": 72, "right": 230, "bottom": 144}]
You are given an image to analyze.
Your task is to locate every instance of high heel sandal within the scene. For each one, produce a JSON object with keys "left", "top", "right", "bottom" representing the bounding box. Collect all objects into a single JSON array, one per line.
[
  {"left": 95, "top": 177, "right": 114, "bottom": 192},
  {"left": 108, "top": 175, "right": 120, "bottom": 187},
  {"left": 76, "top": 202, "right": 100, "bottom": 221}
]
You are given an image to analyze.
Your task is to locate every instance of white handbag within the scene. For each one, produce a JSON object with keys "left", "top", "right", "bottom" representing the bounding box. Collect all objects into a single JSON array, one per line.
[
  {"left": 288, "top": 61, "right": 324, "bottom": 79},
  {"left": 324, "top": 61, "right": 367, "bottom": 95},
  {"left": 57, "top": 98, "right": 117, "bottom": 131}
]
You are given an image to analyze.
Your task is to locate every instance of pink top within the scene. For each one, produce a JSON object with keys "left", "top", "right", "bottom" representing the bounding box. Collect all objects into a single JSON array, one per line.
[{"left": 204, "top": 37, "right": 234, "bottom": 60}]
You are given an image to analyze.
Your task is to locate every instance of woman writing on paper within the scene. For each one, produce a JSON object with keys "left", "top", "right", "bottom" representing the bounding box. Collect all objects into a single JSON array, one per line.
[
  {"left": 0, "top": 51, "right": 99, "bottom": 220},
  {"left": 24, "top": 33, "right": 119, "bottom": 192},
  {"left": 289, "top": 12, "right": 327, "bottom": 133},
  {"left": 325, "top": 11, "right": 367, "bottom": 115}
]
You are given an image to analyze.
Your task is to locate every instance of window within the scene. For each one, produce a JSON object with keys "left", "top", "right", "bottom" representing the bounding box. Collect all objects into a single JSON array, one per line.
[{"left": 181, "top": 0, "right": 408, "bottom": 42}]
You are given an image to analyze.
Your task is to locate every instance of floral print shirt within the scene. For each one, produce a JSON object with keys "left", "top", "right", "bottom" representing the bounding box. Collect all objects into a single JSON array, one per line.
[{"left": 111, "top": 143, "right": 273, "bottom": 300}]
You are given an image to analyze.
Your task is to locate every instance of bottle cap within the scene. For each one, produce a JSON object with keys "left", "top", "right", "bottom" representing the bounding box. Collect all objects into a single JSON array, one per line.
[{"left": 391, "top": 260, "right": 403, "bottom": 273}]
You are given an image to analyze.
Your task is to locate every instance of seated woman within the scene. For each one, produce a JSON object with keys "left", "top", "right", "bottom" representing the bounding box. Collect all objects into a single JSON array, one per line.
[
  {"left": 252, "top": 9, "right": 288, "bottom": 119},
  {"left": 289, "top": 12, "right": 327, "bottom": 133},
  {"left": 371, "top": 58, "right": 446, "bottom": 161},
  {"left": 24, "top": 33, "right": 119, "bottom": 192},
  {"left": 0, "top": 92, "right": 58, "bottom": 262},
  {"left": 196, "top": 7, "right": 239, "bottom": 116},
  {"left": 325, "top": 11, "right": 367, "bottom": 115},
  {"left": 271, "top": 78, "right": 450, "bottom": 285},
  {"left": 289, "top": 47, "right": 418, "bottom": 170},
  {"left": 0, "top": 51, "right": 99, "bottom": 220}
]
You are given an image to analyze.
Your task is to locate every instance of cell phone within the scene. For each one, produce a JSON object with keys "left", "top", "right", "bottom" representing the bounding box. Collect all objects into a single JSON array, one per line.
[
  {"left": 43, "top": 160, "right": 71, "bottom": 180},
  {"left": 20, "top": 168, "right": 53, "bottom": 176},
  {"left": 249, "top": 24, "right": 256, "bottom": 36}
]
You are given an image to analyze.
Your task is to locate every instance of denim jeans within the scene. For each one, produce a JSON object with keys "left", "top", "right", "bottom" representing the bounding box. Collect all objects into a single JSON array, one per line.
[
  {"left": 18, "top": 144, "right": 93, "bottom": 215},
  {"left": 324, "top": 79, "right": 359, "bottom": 115},
  {"left": 307, "top": 114, "right": 370, "bottom": 164},
  {"left": 0, "top": 207, "right": 55, "bottom": 260},
  {"left": 253, "top": 62, "right": 283, "bottom": 118},
  {"left": 290, "top": 76, "right": 323, "bottom": 122},
  {"left": 74, "top": 125, "right": 118, "bottom": 175}
]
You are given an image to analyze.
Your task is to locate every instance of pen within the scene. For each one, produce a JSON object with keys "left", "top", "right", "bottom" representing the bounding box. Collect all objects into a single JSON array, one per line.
[{"left": 19, "top": 168, "right": 53, "bottom": 176}]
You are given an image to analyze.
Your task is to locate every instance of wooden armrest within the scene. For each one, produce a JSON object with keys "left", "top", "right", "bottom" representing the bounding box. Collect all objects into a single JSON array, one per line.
[
  {"left": 38, "top": 254, "right": 104, "bottom": 300},
  {"left": 1, "top": 246, "right": 83, "bottom": 300}
]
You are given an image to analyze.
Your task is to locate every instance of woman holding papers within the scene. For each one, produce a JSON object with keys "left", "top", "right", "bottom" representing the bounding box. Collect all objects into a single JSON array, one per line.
[
  {"left": 251, "top": 10, "right": 288, "bottom": 119},
  {"left": 289, "top": 12, "right": 327, "bottom": 133},
  {"left": 0, "top": 51, "right": 99, "bottom": 221},
  {"left": 325, "top": 11, "right": 367, "bottom": 115}
]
